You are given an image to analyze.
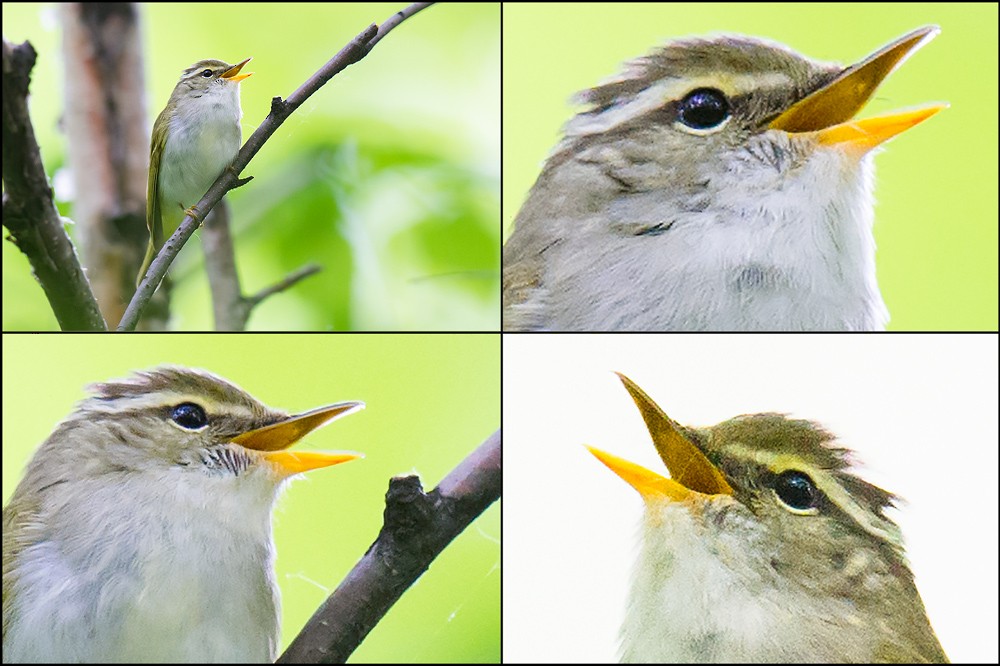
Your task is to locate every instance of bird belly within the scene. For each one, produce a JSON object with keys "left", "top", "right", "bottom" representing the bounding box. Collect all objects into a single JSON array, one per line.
[
  {"left": 159, "top": 106, "right": 242, "bottom": 212},
  {"left": 3, "top": 473, "right": 280, "bottom": 663}
]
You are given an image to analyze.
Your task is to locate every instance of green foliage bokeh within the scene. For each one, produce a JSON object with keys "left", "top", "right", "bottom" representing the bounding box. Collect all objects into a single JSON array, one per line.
[
  {"left": 2, "top": 3, "right": 500, "bottom": 331},
  {"left": 503, "top": 2, "right": 998, "bottom": 331},
  {"left": 1, "top": 333, "right": 500, "bottom": 662}
]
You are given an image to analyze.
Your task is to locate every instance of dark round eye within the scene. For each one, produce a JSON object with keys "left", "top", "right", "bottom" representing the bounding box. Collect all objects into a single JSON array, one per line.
[
  {"left": 774, "top": 470, "right": 818, "bottom": 510},
  {"left": 171, "top": 403, "right": 208, "bottom": 429},
  {"left": 677, "top": 88, "right": 730, "bottom": 129},
  {"left": 200, "top": 68, "right": 213, "bottom": 78}
]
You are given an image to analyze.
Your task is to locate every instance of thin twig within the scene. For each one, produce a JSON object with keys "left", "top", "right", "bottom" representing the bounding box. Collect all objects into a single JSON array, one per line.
[
  {"left": 363, "top": 2, "right": 433, "bottom": 52},
  {"left": 277, "top": 427, "right": 500, "bottom": 664},
  {"left": 245, "top": 264, "right": 322, "bottom": 308},
  {"left": 202, "top": 203, "right": 322, "bottom": 330}
]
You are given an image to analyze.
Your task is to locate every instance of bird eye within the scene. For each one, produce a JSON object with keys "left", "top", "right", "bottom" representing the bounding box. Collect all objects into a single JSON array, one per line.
[
  {"left": 677, "top": 88, "right": 730, "bottom": 130},
  {"left": 774, "top": 470, "right": 818, "bottom": 511},
  {"left": 171, "top": 403, "right": 208, "bottom": 430},
  {"left": 200, "top": 69, "right": 213, "bottom": 78}
]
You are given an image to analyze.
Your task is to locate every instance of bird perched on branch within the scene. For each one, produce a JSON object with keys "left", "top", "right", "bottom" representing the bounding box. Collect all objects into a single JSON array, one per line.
[{"left": 3, "top": 366, "right": 363, "bottom": 663}]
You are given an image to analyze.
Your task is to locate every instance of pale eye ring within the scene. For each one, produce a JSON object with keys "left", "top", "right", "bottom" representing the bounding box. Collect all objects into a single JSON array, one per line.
[{"left": 200, "top": 69, "right": 213, "bottom": 78}]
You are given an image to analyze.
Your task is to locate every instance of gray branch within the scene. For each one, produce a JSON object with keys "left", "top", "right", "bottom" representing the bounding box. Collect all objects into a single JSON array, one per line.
[
  {"left": 202, "top": 203, "right": 322, "bottom": 330},
  {"left": 278, "top": 427, "right": 500, "bottom": 663},
  {"left": 2, "top": 39, "right": 106, "bottom": 331}
]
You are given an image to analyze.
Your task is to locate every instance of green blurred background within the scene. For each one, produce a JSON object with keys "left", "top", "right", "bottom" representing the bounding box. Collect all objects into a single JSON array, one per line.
[
  {"left": 2, "top": 3, "right": 500, "bottom": 331},
  {"left": 503, "top": 2, "right": 998, "bottom": 331},
  {"left": 1, "top": 333, "right": 500, "bottom": 662}
]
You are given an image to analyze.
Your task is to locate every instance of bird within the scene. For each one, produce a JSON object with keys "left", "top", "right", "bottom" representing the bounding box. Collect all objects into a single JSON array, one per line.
[
  {"left": 137, "top": 57, "right": 252, "bottom": 286},
  {"left": 2, "top": 366, "right": 363, "bottom": 663},
  {"left": 503, "top": 27, "right": 945, "bottom": 330},
  {"left": 587, "top": 372, "right": 949, "bottom": 662}
]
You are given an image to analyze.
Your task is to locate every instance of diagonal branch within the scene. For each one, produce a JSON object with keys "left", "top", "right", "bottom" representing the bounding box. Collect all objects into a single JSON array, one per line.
[
  {"left": 245, "top": 264, "right": 323, "bottom": 309},
  {"left": 277, "top": 427, "right": 501, "bottom": 664},
  {"left": 120, "top": 2, "right": 434, "bottom": 331}
]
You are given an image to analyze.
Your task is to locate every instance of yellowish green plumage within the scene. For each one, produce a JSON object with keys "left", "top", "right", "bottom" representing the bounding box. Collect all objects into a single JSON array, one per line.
[{"left": 137, "top": 58, "right": 252, "bottom": 285}]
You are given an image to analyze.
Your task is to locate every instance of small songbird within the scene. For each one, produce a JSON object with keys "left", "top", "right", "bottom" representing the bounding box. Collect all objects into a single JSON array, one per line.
[
  {"left": 503, "top": 27, "right": 945, "bottom": 331},
  {"left": 137, "top": 58, "right": 252, "bottom": 285},
  {"left": 2, "top": 367, "right": 363, "bottom": 663},
  {"left": 588, "top": 373, "right": 948, "bottom": 662}
]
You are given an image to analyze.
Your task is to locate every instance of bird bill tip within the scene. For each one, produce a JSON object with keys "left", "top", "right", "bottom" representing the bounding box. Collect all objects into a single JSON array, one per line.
[
  {"left": 585, "top": 445, "right": 691, "bottom": 501},
  {"left": 264, "top": 450, "right": 363, "bottom": 477},
  {"left": 814, "top": 102, "right": 947, "bottom": 153},
  {"left": 232, "top": 401, "right": 365, "bottom": 453}
]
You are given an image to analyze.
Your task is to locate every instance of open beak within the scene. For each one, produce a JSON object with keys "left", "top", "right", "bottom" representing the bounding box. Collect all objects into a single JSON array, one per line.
[
  {"left": 220, "top": 57, "right": 253, "bottom": 83},
  {"left": 769, "top": 26, "right": 946, "bottom": 154},
  {"left": 587, "top": 373, "right": 732, "bottom": 502},
  {"left": 233, "top": 401, "right": 364, "bottom": 476}
]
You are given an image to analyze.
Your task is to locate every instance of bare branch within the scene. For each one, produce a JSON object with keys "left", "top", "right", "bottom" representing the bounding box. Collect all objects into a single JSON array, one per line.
[
  {"left": 364, "top": 2, "right": 434, "bottom": 52},
  {"left": 120, "top": 3, "right": 434, "bottom": 331},
  {"left": 200, "top": 203, "right": 243, "bottom": 330},
  {"left": 202, "top": 203, "right": 322, "bottom": 330},
  {"left": 245, "top": 264, "right": 323, "bottom": 308},
  {"left": 278, "top": 427, "right": 500, "bottom": 664},
  {"left": 2, "top": 39, "right": 106, "bottom": 331}
]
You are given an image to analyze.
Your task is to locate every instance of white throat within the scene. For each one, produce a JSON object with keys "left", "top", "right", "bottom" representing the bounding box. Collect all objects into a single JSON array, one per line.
[
  {"left": 621, "top": 499, "right": 880, "bottom": 662},
  {"left": 513, "top": 136, "right": 889, "bottom": 331},
  {"left": 159, "top": 82, "right": 243, "bottom": 212},
  {"left": 3, "top": 463, "right": 282, "bottom": 663}
]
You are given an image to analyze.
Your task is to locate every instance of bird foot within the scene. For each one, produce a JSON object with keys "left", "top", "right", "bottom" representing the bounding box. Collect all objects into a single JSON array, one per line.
[{"left": 180, "top": 204, "right": 203, "bottom": 222}]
